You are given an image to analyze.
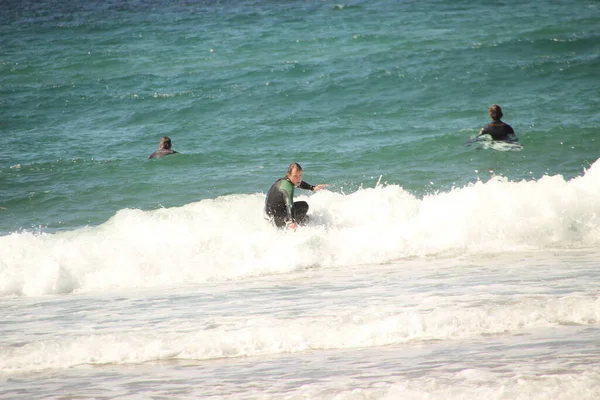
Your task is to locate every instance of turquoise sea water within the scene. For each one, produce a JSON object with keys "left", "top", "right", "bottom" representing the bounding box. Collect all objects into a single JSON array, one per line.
[
  {"left": 3, "top": 0, "right": 599, "bottom": 233},
  {"left": 2, "top": 1, "right": 600, "bottom": 399}
]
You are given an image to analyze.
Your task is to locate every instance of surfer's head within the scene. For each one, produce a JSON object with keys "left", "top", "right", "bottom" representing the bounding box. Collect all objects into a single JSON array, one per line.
[
  {"left": 159, "top": 136, "right": 172, "bottom": 150},
  {"left": 287, "top": 162, "right": 303, "bottom": 187},
  {"left": 489, "top": 105, "right": 503, "bottom": 120}
]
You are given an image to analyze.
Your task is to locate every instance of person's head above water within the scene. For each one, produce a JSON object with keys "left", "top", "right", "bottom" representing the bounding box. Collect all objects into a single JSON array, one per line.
[
  {"left": 286, "top": 162, "right": 303, "bottom": 187},
  {"left": 148, "top": 136, "right": 178, "bottom": 159},
  {"left": 159, "top": 136, "right": 172, "bottom": 150},
  {"left": 489, "top": 104, "right": 503, "bottom": 121}
]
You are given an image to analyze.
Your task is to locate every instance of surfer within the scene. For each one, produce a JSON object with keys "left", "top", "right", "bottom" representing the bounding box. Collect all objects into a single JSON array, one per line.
[
  {"left": 149, "top": 136, "right": 178, "bottom": 159},
  {"left": 265, "top": 162, "right": 328, "bottom": 230},
  {"left": 477, "top": 104, "right": 518, "bottom": 142}
]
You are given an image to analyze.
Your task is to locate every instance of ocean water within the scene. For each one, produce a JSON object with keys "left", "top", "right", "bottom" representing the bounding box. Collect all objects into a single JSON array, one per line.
[{"left": 1, "top": 0, "right": 600, "bottom": 398}]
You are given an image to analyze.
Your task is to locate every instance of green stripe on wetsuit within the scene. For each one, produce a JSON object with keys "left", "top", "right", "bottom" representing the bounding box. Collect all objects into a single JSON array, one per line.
[{"left": 265, "top": 178, "right": 314, "bottom": 223}]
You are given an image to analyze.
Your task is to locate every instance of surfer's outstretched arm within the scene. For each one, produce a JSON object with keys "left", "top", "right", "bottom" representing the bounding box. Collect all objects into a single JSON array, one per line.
[{"left": 299, "top": 181, "right": 328, "bottom": 192}]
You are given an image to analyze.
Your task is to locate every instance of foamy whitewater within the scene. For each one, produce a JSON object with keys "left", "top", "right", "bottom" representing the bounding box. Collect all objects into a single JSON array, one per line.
[
  {"left": 2, "top": 161, "right": 600, "bottom": 399},
  {"left": 4, "top": 160, "right": 600, "bottom": 298}
]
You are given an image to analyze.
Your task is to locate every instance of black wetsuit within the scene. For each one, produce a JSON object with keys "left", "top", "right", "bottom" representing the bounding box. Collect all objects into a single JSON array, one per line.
[
  {"left": 149, "top": 149, "right": 178, "bottom": 159},
  {"left": 480, "top": 119, "right": 517, "bottom": 142},
  {"left": 265, "top": 178, "right": 315, "bottom": 228}
]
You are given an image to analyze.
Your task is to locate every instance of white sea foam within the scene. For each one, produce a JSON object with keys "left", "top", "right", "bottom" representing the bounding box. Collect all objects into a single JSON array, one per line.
[
  {"left": 298, "top": 368, "right": 600, "bottom": 400},
  {"left": 0, "top": 293, "right": 598, "bottom": 372},
  {"left": 1, "top": 159, "right": 600, "bottom": 297}
]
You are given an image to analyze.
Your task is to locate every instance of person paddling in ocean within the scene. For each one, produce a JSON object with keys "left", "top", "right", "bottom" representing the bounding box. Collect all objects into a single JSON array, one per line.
[
  {"left": 265, "top": 162, "right": 328, "bottom": 231},
  {"left": 477, "top": 104, "right": 518, "bottom": 142},
  {"left": 149, "top": 136, "right": 179, "bottom": 159}
]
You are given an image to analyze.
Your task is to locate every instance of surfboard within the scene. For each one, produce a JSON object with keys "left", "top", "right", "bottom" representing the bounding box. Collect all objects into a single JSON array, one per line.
[{"left": 465, "top": 134, "right": 522, "bottom": 151}]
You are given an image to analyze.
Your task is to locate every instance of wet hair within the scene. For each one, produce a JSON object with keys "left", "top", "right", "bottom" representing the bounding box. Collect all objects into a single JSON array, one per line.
[
  {"left": 287, "top": 162, "right": 303, "bottom": 176},
  {"left": 489, "top": 105, "right": 503, "bottom": 120},
  {"left": 159, "top": 136, "right": 172, "bottom": 150}
]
